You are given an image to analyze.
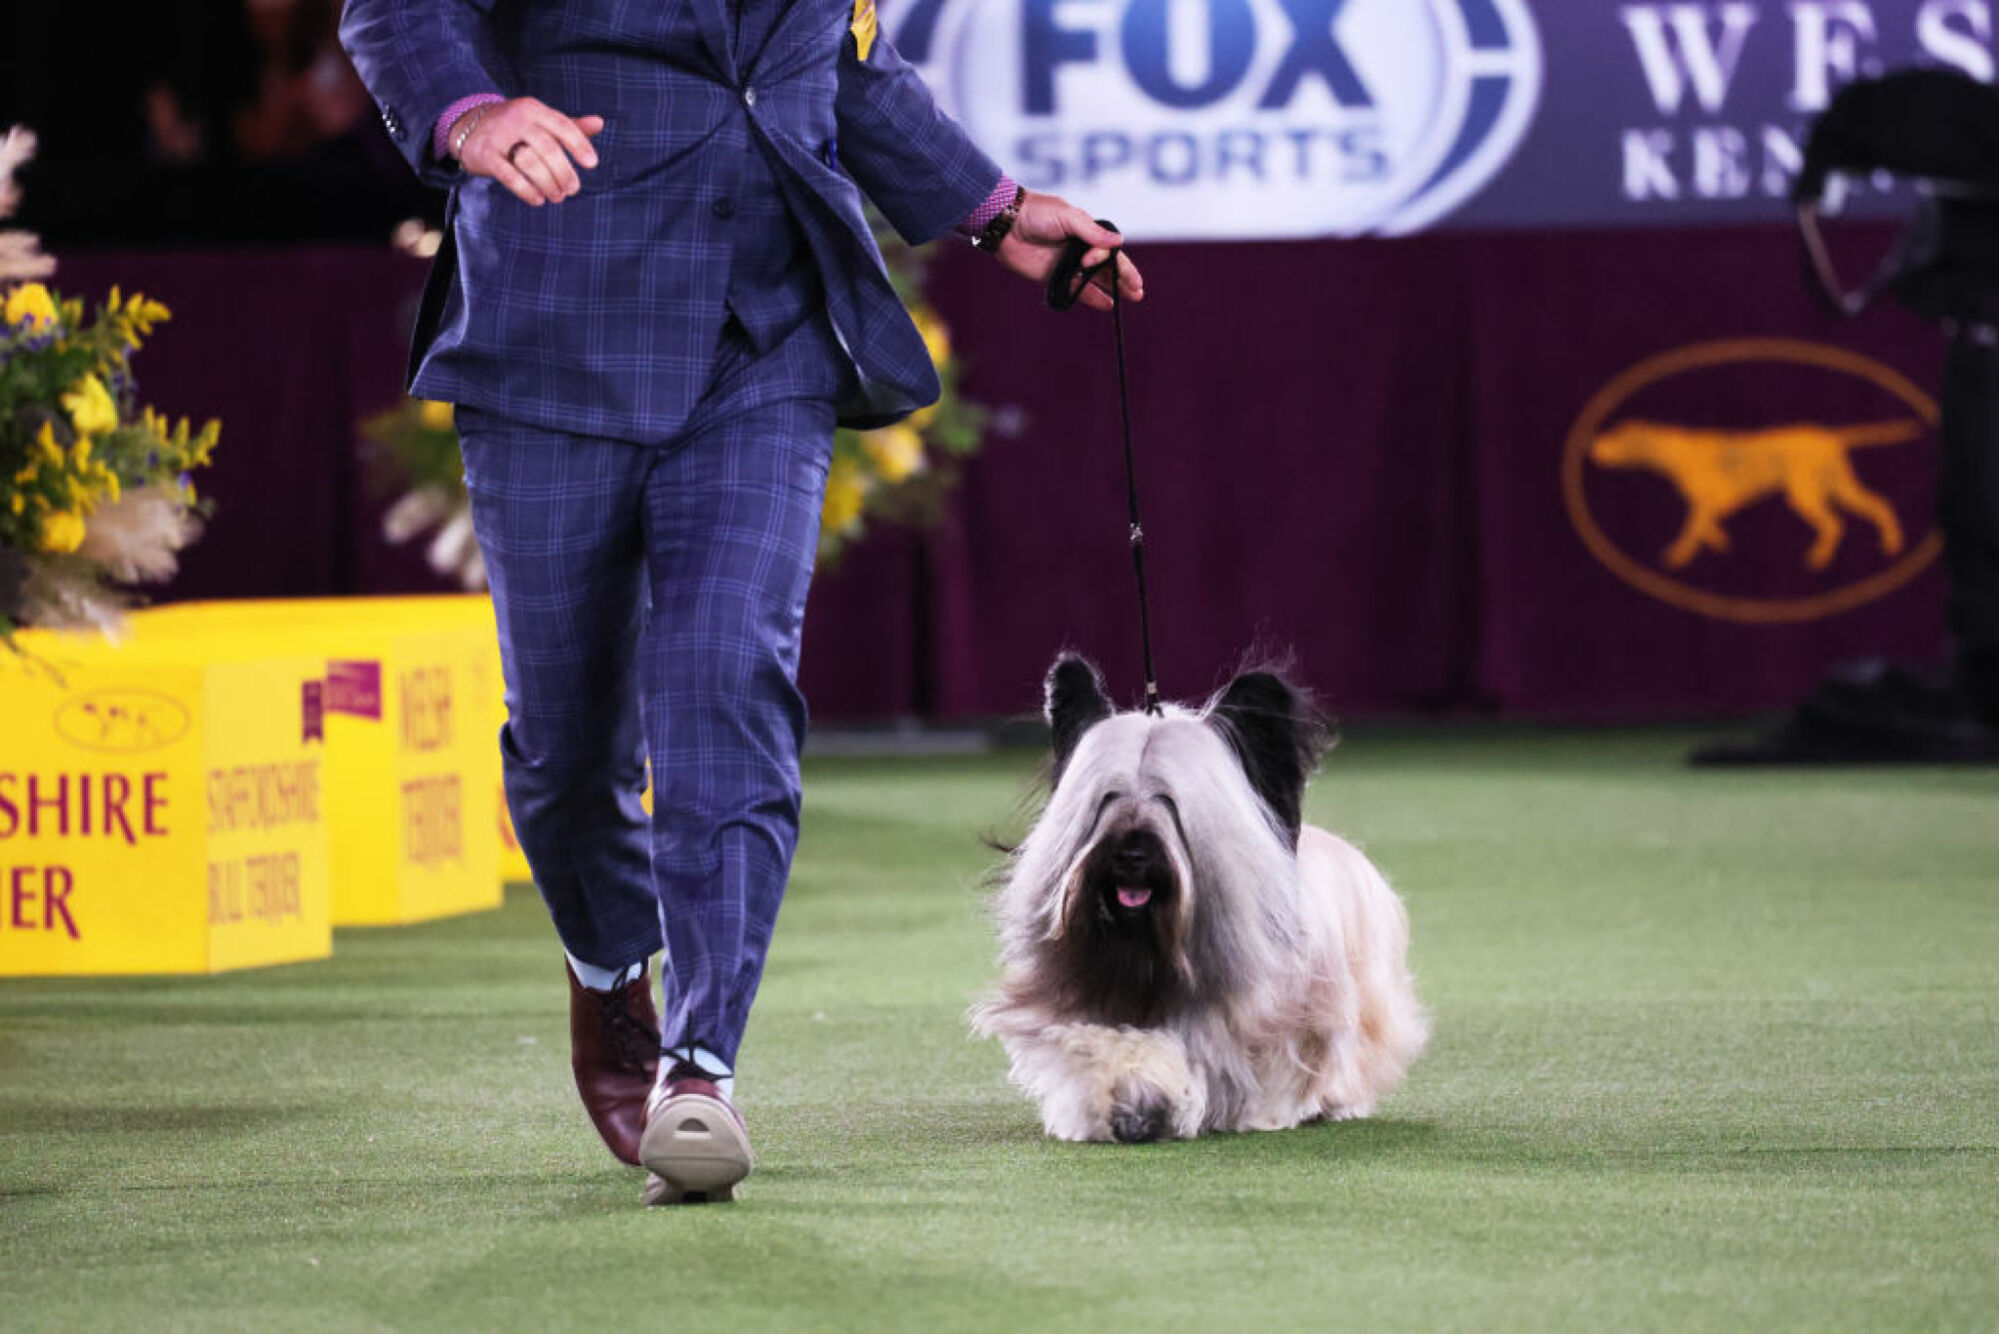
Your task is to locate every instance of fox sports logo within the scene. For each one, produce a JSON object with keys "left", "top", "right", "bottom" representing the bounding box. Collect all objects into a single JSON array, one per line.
[{"left": 889, "top": 0, "right": 1542, "bottom": 240}]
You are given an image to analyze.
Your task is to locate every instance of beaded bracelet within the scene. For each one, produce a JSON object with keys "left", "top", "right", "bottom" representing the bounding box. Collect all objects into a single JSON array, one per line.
[
  {"left": 971, "top": 184, "right": 1027, "bottom": 253},
  {"left": 449, "top": 105, "right": 496, "bottom": 161}
]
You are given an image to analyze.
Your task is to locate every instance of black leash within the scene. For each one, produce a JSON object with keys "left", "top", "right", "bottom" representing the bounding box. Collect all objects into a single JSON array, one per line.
[{"left": 1046, "top": 221, "right": 1161, "bottom": 716}]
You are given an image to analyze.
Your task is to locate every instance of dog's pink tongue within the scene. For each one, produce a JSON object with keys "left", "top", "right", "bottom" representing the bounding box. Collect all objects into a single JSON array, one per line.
[{"left": 1117, "top": 886, "right": 1152, "bottom": 909}]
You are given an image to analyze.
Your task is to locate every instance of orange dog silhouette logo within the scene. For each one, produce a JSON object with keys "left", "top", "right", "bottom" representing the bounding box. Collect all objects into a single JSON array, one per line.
[
  {"left": 1588, "top": 418, "right": 1919, "bottom": 571},
  {"left": 1564, "top": 340, "right": 1941, "bottom": 624}
]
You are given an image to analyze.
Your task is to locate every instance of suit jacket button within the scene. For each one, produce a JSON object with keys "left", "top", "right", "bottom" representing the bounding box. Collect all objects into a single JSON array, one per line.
[
  {"left": 713, "top": 198, "right": 735, "bottom": 219},
  {"left": 742, "top": 87, "right": 757, "bottom": 108},
  {"left": 382, "top": 108, "right": 404, "bottom": 139}
]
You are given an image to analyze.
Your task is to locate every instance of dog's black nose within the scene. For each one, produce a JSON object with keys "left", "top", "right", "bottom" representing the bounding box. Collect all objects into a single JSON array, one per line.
[{"left": 1111, "top": 846, "right": 1150, "bottom": 877}]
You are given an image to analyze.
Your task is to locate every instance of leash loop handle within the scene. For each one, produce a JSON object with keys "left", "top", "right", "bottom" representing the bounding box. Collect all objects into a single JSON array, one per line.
[
  {"left": 1046, "top": 219, "right": 1121, "bottom": 311},
  {"left": 1045, "top": 220, "right": 1163, "bottom": 716}
]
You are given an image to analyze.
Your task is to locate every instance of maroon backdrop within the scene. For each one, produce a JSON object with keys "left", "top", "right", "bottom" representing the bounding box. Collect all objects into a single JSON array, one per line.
[{"left": 57, "top": 223, "right": 1950, "bottom": 722}]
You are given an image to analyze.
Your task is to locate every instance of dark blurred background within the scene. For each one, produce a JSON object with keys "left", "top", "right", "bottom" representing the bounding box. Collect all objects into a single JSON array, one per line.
[{"left": 0, "top": 0, "right": 437, "bottom": 247}]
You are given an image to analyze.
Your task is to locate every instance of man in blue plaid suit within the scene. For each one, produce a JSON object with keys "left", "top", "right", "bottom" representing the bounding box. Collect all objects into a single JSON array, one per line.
[{"left": 340, "top": 0, "right": 1141, "bottom": 1203}]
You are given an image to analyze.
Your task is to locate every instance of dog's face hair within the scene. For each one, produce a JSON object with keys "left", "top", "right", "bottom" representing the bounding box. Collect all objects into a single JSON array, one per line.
[
  {"left": 1004, "top": 656, "right": 1325, "bottom": 1028},
  {"left": 1046, "top": 812, "right": 1190, "bottom": 1028}
]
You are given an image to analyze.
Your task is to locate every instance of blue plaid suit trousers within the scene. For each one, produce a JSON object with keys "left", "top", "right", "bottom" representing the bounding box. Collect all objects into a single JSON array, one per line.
[{"left": 459, "top": 310, "right": 855, "bottom": 1067}]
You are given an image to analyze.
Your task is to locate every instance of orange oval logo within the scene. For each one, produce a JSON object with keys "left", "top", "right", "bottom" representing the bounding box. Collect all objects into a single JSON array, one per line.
[
  {"left": 54, "top": 689, "right": 192, "bottom": 754},
  {"left": 1564, "top": 339, "right": 1941, "bottom": 624}
]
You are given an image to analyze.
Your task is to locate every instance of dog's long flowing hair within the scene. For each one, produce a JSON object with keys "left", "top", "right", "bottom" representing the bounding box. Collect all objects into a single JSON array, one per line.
[{"left": 973, "top": 655, "right": 1427, "bottom": 1142}]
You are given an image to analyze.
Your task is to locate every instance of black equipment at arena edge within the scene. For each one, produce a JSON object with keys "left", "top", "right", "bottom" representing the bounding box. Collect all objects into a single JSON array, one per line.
[{"left": 1047, "top": 220, "right": 1163, "bottom": 717}]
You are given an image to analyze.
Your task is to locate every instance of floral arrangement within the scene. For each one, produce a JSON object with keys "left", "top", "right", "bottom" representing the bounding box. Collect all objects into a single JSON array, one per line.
[
  {"left": 362, "top": 397, "right": 484, "bottom": 588},
  {"left": 367, "top": 210, "right": 990, "bottom": 581},
  {"left": 0, "top": 128, "right": 219, "bottom": 645}
]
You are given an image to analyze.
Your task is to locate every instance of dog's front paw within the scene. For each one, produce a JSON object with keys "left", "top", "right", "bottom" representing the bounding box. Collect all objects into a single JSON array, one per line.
[
  {"left": 1108, "top": 1077, "right": 1179, "bottom": 1143},
  {"left": 1111, "top": 1072, "right": 1183, "bottom": 1152}
]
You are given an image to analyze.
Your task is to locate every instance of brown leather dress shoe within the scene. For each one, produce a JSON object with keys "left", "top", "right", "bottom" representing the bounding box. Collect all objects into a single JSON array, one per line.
[
  {"left": 638, "top": 1061, "right": 754, "bottom": 1204},
  {"left": 566, "top": 962, "right": 660, "bottom": 1165}
]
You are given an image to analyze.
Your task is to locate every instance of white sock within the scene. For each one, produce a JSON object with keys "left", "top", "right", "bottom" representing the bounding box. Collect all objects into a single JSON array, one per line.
[
  {"left": 566, "top": 951, "right": 644, "bottom": 993},
  {"left": 664, "top": 1044, "right": 735, "bottom": 1101}
]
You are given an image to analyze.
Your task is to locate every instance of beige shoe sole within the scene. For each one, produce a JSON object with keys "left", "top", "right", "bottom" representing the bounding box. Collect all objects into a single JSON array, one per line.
[
  {"left": 638, "top": 1092, "right": 753, "bottom": 1205},
  {"left": 641, "top": 1170, "right": 733, "bottom": 1206}
]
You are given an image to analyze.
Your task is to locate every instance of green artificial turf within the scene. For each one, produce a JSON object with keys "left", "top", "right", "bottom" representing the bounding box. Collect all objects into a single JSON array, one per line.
[{"left": 2, "top": 730, "right": 1995, "bottom": 1330}]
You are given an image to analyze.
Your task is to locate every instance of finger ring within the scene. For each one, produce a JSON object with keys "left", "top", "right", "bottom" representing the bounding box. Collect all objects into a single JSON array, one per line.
[{"left": 506, "top": 141, "right": 529, "bottom": 162}]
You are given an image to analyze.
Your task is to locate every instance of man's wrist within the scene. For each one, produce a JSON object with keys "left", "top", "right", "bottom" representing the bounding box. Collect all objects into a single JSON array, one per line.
[
  {"left": 957, "top": 176, "right": 1021, "bottom": 244},
  {"left": 968, "top": 181, "right": 1026, "bottom": 253},
  {"left": 435, "top": 92, "right": 506, "bottom": 162}
]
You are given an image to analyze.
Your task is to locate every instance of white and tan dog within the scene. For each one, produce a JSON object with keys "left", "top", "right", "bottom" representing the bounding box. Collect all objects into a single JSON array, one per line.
[{"left": 973, "top": 655, "right": 1427, "bottom": 1142}]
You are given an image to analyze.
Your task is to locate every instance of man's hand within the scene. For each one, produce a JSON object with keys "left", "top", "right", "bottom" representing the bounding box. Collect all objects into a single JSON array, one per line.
[
  {"left": 456, "top": 97, "right": 604, "bottom": 206},
  {"left": 993, "top": 190, "right": 1145, "bottom": 312}
]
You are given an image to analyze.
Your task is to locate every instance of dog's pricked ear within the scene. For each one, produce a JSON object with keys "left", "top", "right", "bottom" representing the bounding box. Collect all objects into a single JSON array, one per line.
[
  {"left": 1206, "top": 671, "right": 1331, "bottom": 842},
  {"left": 1045, "top": 654, "right": 1113, "bottom": 783}
]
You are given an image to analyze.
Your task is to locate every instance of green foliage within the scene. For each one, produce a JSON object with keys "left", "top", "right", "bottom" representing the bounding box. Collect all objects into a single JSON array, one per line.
[
  {"left": 360, "top": 396, "right": 465, "bottom": 501},
  {"left": 1, "top": 282, "right": 219, "bottom": 641}
]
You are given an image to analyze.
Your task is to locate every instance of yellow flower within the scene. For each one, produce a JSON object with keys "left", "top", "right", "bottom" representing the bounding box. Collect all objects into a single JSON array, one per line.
[
  {"left": 418, "top": 399, "right": 456, "bottom": 431},
  {"left": 860, "top": 424, "right": 926, "bottom": 484},
  {"left": 131, "top": 294, "right": 171, "bottom": 327},
  {"left": 910, "top": 306, "right": 951, "bottom": 368},
  {"left": 193, "top": 418, "right": 221, "bottom": 464},
  {"left": 62, "top": 375, "right": 120, "bottom": 438},
  {"left": 821, "top": 455, "right": 869, "bottom": 537},
  {"left": 4, "top": 281, "right": 58, "bottom": 332},
  {"left": 8, "top": 494, "right": 22, "bottom": 515},
  {"left": 36, "top": 510, "right": 86, "bottom": 554}
]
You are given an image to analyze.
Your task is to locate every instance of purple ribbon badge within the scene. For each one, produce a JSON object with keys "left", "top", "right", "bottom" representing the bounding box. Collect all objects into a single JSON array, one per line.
[{"left": 302, "top": 680, "right": 326, "bottom": 744}]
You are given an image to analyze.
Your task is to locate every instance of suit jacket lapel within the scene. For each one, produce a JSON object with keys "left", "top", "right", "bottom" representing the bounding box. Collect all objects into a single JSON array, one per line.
[{"left": 687, "top": 0, "right": 737, "bottom": 78}]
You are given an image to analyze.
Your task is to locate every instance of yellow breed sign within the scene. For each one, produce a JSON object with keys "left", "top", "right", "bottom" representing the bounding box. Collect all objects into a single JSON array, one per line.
[
  {"left": 489, "top": 643, "right": 534, "bottom": 886},
  {"left": 135, "top": 599, "right": 501, "bottom": 926},
  {"left": 0, "top": 633, "right": 331, "bottom": 976}
]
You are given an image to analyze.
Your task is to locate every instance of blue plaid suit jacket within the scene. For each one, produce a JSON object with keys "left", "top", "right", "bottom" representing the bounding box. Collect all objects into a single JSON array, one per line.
[{"left": 340, "top": 0, "right": 1003, "bottom": 440}]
